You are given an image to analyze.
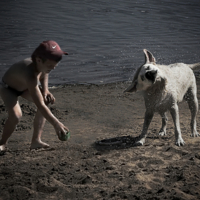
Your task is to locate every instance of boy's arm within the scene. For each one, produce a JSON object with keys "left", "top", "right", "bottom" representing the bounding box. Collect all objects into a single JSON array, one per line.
[
  {"left": 27, "top": 77, "right": 68, "bottom": 133},
  {"left": 40, "top": 73, "right": 49, "bottom": 93},
  {"left": 40, "top": 73, "right": 55, "bottom": 104}
]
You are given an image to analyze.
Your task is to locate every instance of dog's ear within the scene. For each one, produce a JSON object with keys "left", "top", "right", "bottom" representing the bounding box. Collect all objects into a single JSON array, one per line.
[
  {"left": 124, "top": 65, "right": 142, "bottom": 93},
  {"left": 143, "top": 49, "right": 156, "bottom": 64},
  {"left": 124, "top": 81, "right": 138, "bottom": 93}
]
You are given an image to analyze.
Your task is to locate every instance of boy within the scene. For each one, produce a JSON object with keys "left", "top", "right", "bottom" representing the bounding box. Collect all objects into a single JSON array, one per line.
[{"left": 0, "top": 40, "right": 69, "bottom": 151}]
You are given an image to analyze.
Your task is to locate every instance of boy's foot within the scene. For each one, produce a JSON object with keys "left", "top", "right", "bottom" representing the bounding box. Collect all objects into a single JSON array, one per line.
[
  {"left": 0, "top": 144, "right": 6, "bottom": 151},
  {"left": 30, "top": 141, "right": 50, "bottom": 150}
]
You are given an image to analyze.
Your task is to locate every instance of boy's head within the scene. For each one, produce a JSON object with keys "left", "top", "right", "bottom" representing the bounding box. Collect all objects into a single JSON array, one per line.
[{"left": 31, "top": 40, "right": 68, "bottom": 64}]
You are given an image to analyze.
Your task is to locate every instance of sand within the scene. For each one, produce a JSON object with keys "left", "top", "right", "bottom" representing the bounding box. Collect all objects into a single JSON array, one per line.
[{"left": 0, "top": 79, "right": 200, "bottom": 200}]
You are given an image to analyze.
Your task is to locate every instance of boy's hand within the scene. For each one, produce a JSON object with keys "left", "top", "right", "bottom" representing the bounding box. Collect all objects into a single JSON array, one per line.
[
  {"left": 54, "top": 122, "right": 69, "bottom": 138},
  {"left": 43, "top": 91, "right": 55, "bottom": 104}
]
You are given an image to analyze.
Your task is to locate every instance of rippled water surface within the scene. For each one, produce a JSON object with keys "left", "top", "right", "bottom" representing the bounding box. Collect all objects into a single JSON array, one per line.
[{"left": 0, "top": 0, "right": 200, "bottom": 85}]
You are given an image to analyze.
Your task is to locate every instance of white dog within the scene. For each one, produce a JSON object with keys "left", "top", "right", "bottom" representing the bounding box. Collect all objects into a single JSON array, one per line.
[{"left": 124, "top": 49, "right": 200, "bottom": 146}]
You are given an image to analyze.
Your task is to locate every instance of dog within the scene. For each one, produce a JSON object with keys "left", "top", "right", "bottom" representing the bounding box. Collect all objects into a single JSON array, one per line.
[{"left": 124, "top": 49, "right": 200, "bottom": 146}]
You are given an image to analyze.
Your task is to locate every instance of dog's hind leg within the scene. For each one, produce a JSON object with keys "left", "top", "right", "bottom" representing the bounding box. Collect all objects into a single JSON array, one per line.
[
  {"left": 170, "top": 104, "right": 185, "bottom": 146},
  {"left": 185, "top": 87, "right": 199, "bottom": 137},
  {"left": 158, "top": 112, "right": 168, "bottom": 136}
]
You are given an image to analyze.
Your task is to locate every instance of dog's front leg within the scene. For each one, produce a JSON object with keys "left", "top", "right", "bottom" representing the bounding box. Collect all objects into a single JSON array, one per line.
[
  {"left": 170, "top": 104, "right": 185, "bottom": 146},
  {"left": 135, "top": 110, "right": 154, "bottom": 146}
]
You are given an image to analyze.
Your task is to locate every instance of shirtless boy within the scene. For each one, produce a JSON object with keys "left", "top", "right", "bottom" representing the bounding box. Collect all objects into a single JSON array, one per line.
[{"left": 0, "top": 40, "right": 69, "bottom": 151}]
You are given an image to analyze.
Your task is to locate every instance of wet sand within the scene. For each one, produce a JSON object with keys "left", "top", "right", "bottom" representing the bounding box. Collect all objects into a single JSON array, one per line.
[{"left": 0, "top": 79, "right": 200, "bottom": 200}]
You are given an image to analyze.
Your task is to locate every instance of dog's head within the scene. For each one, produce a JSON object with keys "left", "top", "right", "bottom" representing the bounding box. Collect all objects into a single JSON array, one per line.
[{"left": 124, "top": 49, "right": 165, "bottom": 93}]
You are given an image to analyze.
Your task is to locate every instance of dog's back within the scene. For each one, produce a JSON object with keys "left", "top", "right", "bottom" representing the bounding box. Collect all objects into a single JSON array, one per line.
[{"left": 155, "top": 63, "right": 197, "bottom": 103}]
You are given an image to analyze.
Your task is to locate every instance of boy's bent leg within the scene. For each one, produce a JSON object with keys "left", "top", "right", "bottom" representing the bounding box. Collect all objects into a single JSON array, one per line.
[
  {"left": 21, "top": 90, "right": 50, "bottom": 149},
  {"left": 0, "top": 88, "right": 22, "bottom": 151},
  {"left": 30, "top": 109, "right": 50, "bottom": 149}
]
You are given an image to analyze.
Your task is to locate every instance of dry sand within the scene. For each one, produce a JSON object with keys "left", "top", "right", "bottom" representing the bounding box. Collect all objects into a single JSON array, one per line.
[{"left": 0, "top": 79, "right": 200, "bottom": 200}]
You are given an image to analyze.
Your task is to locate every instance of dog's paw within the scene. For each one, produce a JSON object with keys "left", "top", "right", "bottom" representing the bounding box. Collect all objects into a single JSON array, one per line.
[
  {"left": 190, "top": 131, "right": 200, "bottom": 137},
  {"left": 175, "top": 138, "right": 185, "bottom": 146},
  {"left": 133, "top": 141, "right": 143, "bottom": 146},
  {"left": 158, "top": 131, "right": 167, "bottom": 137},
  {"left": 134, "top": 138, "right": 145, "bottom": 146}
]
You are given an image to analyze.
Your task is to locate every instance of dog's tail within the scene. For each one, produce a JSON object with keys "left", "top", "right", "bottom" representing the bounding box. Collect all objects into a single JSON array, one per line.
[{"left": 188, "top": 63, "right": 200, "bottom": 70}]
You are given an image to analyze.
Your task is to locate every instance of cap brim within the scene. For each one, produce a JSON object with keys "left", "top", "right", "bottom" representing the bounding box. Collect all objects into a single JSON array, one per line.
[
  {"left": 51, "top": 50, "right": 68, "bottom": 57},
  {"left": 63, "top": 51, "right": 68, "bottom": 55}
]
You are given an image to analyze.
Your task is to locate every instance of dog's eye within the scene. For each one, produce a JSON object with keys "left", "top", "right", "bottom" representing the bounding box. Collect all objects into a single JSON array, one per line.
[{"left": 146, "top": 66, "right": 150, "bottom": 70}]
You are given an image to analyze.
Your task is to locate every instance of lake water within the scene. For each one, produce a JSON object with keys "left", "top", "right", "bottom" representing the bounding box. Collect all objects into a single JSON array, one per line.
[{"left": 0, "top": 0, "right": 200, "bottom": 85}]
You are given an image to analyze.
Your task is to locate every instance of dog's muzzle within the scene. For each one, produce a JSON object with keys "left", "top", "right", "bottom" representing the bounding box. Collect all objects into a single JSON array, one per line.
[{"left": 145, "top": 70, "right": 157, "bottom": 83}]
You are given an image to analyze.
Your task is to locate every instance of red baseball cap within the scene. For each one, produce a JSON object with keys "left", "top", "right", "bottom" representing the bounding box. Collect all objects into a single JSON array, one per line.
[{"left": 32, "top": 40, "right": 68, "bottom": 61}]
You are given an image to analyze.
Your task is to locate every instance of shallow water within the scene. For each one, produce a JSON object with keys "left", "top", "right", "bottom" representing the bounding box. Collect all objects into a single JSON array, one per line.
[{"left": 0, "top": 0, "right": 200, "bottom": 85}]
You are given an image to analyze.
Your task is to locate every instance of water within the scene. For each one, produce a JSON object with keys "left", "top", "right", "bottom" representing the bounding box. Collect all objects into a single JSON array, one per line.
[{"left": 0, "top": 0, "right": 200, "bottom": 85}]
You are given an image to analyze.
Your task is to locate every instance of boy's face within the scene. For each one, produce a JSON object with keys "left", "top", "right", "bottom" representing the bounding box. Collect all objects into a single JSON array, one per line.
[{"left": 36, "top": 58, "right": 59, "bottom": 73}]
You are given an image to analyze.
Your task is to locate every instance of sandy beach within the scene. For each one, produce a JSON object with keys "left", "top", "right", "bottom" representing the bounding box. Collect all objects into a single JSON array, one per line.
[
  {"left": 0, "top": 1, "right": 200, "bottom": 199},
  {"left": 0, "top": 79, "right": 200, "bottom": 200}
]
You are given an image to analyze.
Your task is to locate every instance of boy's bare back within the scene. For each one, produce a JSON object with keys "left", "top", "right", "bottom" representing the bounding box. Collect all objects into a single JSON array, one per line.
[{"left": 2, "top": 58, "right": 39, "bottom": 93}]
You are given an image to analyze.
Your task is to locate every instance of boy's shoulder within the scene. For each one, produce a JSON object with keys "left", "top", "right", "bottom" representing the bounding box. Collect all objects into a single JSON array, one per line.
[
  {"left": 12, "top": 58, "right": 32, "bottom": 68},
  {"left": 24, "top": 57, "right": 32, "bottom": 65}
]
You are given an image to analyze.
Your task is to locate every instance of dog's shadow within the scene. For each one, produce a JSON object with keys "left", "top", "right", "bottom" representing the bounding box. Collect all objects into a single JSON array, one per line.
[
  {"left": 93, "top": 134, "right": 169, "bottom": 151},
  {"left": 94, "top": 135, "right": 144, "bottom": 151}
]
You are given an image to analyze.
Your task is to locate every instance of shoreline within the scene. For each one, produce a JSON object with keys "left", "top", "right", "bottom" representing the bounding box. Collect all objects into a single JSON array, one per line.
[
  {"left": 48, "top": 70, "right": 200, "bottom": 88},
  {"left": 48, "top": 80, "right": 133, "bottom": 89}
]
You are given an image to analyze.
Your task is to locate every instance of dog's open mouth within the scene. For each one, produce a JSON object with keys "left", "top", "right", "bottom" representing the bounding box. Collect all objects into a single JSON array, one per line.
[
  {"left": 141, "top": 75, "right": 145, "bottom": 81},
  {"left": 145, "top": 70, "right": 157, "bottom": 82}
]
